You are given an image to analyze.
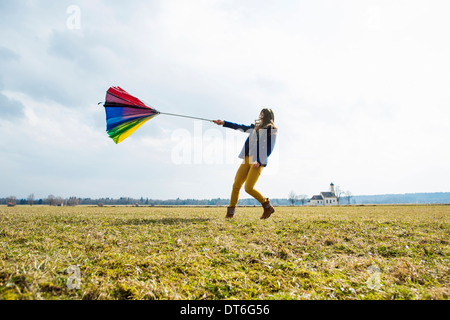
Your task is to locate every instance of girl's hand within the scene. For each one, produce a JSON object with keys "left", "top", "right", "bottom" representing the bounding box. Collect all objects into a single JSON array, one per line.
[
  {"left": 252, "top": 162, "right": 260, "bottom": 168},
  {"left": 213, "top": 120, "right": 224, "bottom": 126}
]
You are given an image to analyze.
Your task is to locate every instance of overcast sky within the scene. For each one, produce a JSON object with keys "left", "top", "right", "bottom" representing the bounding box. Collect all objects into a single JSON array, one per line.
[{"left": 1, "top": 0, "right": 449, "bottom": 200}]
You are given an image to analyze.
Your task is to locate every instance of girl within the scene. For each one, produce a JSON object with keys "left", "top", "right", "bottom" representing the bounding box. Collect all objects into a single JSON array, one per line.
[{"left": 213, "top": 108, "right": 278, "bottom": 219}]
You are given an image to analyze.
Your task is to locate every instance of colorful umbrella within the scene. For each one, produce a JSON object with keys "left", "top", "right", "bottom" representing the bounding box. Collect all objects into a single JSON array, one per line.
[{"left": 103, "top": 86, "right": 212, "bottom": 144}]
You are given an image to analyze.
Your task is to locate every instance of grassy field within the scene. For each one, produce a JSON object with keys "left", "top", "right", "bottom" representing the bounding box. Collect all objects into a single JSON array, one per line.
[{"left": 0, "top": 205, "right": 448, "bottom": 300}]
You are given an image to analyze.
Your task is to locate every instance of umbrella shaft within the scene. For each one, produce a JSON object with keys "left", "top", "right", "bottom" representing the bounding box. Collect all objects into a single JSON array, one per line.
[{"left": 158, "top": 112, "right": 212, "bottom": 122}]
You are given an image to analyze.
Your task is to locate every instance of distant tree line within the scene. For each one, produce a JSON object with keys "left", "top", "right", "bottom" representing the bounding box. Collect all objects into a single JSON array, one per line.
[
  {"left": 0, "top": 195, "right": 295, "bottom": 206},
  {"left": 2, "top": 194, "right": 80, "bottom": 206},
  {"left": 288, "top": 191, "right": 309, "bottom": 206},
  {"left": 2, "top": 192, "right": 449, "bottom": 207}
]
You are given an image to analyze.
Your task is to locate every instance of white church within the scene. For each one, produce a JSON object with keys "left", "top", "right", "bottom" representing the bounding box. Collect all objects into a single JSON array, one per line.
[{"left": 308, "top": 183, "right": 338, "bottom": 206}]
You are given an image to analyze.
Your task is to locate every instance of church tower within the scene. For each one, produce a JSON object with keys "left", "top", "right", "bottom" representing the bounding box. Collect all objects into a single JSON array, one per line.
[{"left": 330, "top": 182, "right": 335, "bottom": 195}]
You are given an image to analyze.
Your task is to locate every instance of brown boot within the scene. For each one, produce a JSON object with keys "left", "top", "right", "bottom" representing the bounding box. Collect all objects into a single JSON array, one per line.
[
  {"left": 260, "top": 198, "right": 275, "bottom": 219},
  {"left": 225, "top": 207, "right": 235, "bottom": 219}
]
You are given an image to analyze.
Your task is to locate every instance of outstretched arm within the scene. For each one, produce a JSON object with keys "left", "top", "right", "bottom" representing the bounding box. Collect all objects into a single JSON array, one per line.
[{"left": 215, "top": 120, "right": 255, "bottom": 132}]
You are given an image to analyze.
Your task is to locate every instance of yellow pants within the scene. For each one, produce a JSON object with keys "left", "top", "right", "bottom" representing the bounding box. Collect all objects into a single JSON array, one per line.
[{"left": 229, "top": 157, "right": 266, "bottom": 207}]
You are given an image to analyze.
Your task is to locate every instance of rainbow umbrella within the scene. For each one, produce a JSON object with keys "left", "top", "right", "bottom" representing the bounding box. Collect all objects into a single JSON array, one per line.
[{"left": 103, "top": 86, "right": 212, "bottom": 144}]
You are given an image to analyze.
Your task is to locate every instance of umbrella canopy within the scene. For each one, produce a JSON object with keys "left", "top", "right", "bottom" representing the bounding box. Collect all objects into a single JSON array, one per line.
[{"left": 103, "top": 86, "right": 160, "bottom": 144}]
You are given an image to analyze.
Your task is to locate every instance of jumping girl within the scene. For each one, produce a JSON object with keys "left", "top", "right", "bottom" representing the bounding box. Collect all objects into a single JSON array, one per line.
[{"left": 213, "top": 108, "right": 278, "bottom": 219}]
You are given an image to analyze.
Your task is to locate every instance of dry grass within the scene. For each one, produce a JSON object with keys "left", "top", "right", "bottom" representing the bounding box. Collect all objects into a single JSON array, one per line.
[{"left": 0, "top": 205, "right": 448, "bottom": 300}]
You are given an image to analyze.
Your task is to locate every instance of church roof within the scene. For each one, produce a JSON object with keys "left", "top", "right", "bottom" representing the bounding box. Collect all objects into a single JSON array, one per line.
[{"left": 321, "top": 192, "right": 336, "bottom": 198}]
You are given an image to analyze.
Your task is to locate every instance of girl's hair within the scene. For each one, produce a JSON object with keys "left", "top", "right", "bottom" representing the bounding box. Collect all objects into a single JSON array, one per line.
[{"left": 255, "top": 108, "right": 277, "bottom": 130}]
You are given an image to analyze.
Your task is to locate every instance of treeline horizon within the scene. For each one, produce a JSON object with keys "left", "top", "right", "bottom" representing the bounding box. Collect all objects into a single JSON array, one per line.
[
  {"left": 1, "top": 195, "right": 289, "bottom": 206},
  {"left": 2, "top": 192, "right": 450, "bottom": 206}
]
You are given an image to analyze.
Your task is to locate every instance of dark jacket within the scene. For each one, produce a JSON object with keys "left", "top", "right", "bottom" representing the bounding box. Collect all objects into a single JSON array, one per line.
[{"left": 223, "top": 121, "right": 277, "bottom": 166}]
